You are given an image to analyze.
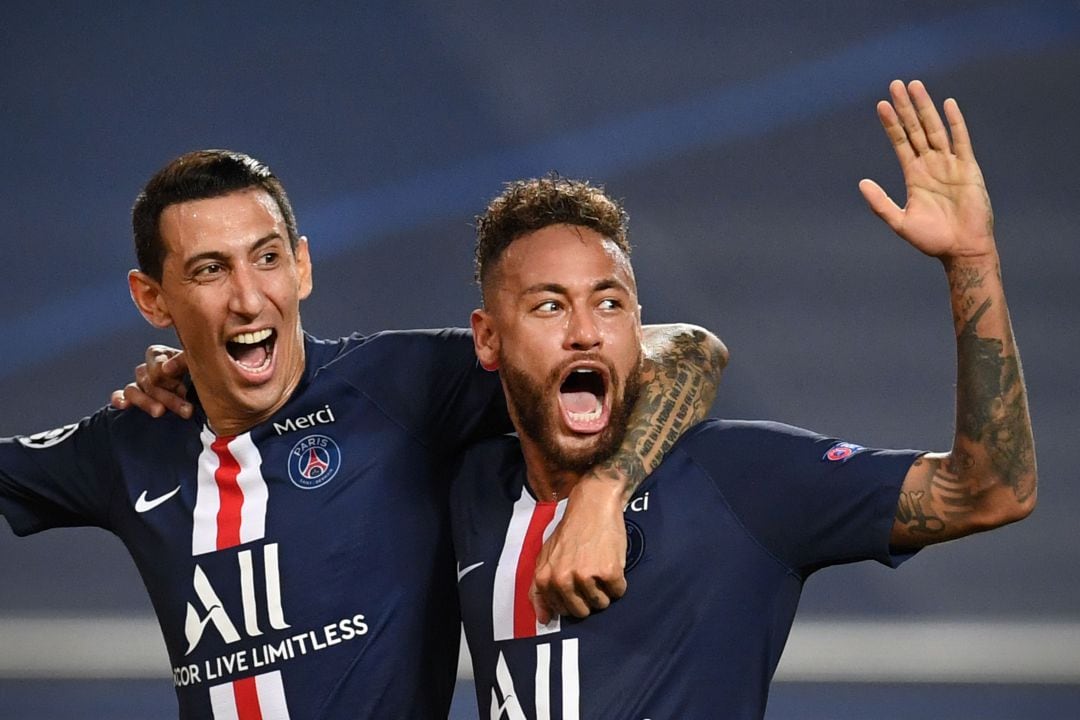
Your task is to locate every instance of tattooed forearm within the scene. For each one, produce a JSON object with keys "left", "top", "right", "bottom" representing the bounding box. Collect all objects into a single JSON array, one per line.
[
  {"left": 952, "top": 264, "right": 1036, "bottom": 502},
  {"left": 589, "top": 325, "right": 726, "bottom": 498},
  {"left": 894, "top": 256, "right": 1036, "bottom": 547}
]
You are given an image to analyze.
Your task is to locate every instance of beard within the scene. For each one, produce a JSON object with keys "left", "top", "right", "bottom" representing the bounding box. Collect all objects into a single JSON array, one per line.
[{"left": 499, "top": 352, "right": 643, "bottom": 474}]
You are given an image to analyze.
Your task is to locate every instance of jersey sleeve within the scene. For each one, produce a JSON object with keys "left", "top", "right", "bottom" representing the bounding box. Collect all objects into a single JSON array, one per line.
[
  {"left": 0, "top": 409, "right": 119, "bottom": 536},
  {"left": 334, "top": 328, "right": 510, "bottom": 457},
  {"left": 686, "top": 420, "right": 922, "bottom": 575}
]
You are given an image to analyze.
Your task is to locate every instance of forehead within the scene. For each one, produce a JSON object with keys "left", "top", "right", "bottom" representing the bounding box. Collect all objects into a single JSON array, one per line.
[
  {"left": 497, "top": 224, "right": 635, "bottom": 292},
  {"left": 158, "top": 188, "right": 285, "bottom": 259}
]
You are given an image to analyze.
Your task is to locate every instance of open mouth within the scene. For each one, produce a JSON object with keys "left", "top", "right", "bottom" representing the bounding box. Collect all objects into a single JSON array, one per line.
[
  {"left": 226, "top": 328, "right": 276, "bottom": 374},
  {"left": 558, "top": 366, "right": 611, "bottom": 433}
]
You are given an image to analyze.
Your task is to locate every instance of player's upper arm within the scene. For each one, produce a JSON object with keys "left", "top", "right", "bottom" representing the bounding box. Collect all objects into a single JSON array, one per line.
[
  {"left": 0, "top": 411, "right": 118, "bottom": 535},
  {"left": 345, "top": 329, "right": 510, "bottom": 456}
]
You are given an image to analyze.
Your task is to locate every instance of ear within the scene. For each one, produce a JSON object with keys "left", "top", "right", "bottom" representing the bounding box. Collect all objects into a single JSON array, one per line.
[
  {"left": 295, "top": 236, "right": 313, "bottom": 300},
  {"left": 128, "top": 270, "right": 174, "bottom": 329},
  {"left": 470, "top": 308, "right": 500, "bottom": 371}
]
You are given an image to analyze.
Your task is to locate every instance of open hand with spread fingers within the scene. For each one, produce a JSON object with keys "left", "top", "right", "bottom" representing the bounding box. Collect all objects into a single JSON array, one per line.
[{"left": 859, "top": 79, "right": 996, "bottom": 262}]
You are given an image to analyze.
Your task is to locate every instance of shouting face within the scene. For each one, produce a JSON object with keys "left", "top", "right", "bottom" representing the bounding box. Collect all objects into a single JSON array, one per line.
[
  {"left": 129, "top": 188, "right": 312, "bottom": 435},
  {"left": 472, "top": 224, "right": 643, "bottom": 476}
]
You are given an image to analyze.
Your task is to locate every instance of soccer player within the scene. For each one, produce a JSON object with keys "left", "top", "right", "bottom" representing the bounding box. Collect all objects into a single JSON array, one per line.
[
  {"left": 451, "top": 80, "right": 1036, "bottom": 718},
  {"left": 0, "top": 150, "right": 724, "bottom": 718}
]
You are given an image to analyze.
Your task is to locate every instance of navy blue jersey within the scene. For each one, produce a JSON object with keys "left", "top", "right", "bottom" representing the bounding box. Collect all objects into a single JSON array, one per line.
[
  {"left": 0, "top": 329, "right": 507, "bottom": 719},
  {"left": 451, "top": 419, "right": 922, "bottom": 720}
]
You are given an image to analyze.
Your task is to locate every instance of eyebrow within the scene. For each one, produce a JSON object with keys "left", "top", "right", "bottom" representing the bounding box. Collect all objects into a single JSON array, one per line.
[
  {"left": 521, "top": 278, "right": 631, "bottom": 296},
  {"left": 181, "top": 232, "right": 284, "bottom": 274}
]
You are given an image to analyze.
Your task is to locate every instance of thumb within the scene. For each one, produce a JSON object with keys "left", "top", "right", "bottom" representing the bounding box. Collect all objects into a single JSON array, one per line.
[{"left": 858, "top": 178, "right": 904, "bottom": 234}]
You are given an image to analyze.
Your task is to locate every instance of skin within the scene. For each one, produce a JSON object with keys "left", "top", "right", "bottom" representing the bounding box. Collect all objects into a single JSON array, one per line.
[
  {"left": 858, "top": 80, "right": 1036, "bottom": 549},
  {"left": 471, "top": 224, "right": 645, "bottom": 501},
  {"left": 127, "top": 189, "right": 312, "bottom": 436}
]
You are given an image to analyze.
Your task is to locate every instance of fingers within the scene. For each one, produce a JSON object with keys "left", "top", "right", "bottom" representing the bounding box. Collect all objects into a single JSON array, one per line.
[
  {"left": 530, "top": 570, "right": 619, "bottom": 624},
  {"left": 943, "top": 97, "right": 975, "bottom": 161},
  {"left": 907, "top": 79, "right": 950, "bottom": 152},
  {"left": 889, "top": 79, "right": 929, "bottom": 155},
  {"left": 882, "top": 79, "right": 958, "bottom": 160},
  {"left": 145, "top": 345, "right": 187, "bottom": 382},
  {"left": 876, "top": 99, "right": 915, "bottom": 167},
  {"left": 109, "top": 389, "right": 129, "bottom": 410},
  {"left": 119, "top": 381, "right": 166, "bottom": 418},
  {"left": 113, "top": 346, "right": 193, "bottom": 419}
]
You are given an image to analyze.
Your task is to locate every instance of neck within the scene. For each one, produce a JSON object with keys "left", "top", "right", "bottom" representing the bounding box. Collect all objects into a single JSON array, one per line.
[
  {"left": 198, "top": 339, "right": 307, "bottom": 437},
  {"left": 519, "top": 435, "right": 587, "bottom": 503}
]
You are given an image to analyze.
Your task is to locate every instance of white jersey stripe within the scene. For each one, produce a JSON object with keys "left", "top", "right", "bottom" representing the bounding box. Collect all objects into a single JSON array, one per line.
[
  {"left": 493, "top": 487, "right": 535, "bottom": 641},
  {"left": 254, "top": 669, "right": 291, "bottom": 720},
  {"left": 535, "top": 642, "right": 551, "bottom": 720},
  {"left": 230, "top": 433, "right": 268, "bottom": 545},
  {"left": 193, "top": 426, "right": 223, "bottom": 556},
  {"left": 562, "top": 638, "right": 580, "bottom": 720},
  {"left": 208, "top": 680, "right": 241, "bottom": 720}
]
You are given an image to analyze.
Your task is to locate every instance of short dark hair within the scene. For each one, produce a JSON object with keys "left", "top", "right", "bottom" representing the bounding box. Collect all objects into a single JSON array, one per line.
[
  {"left": 132, "top": 150, "right": 300, "bottom": 281},
  {"left": 474, "top": 174, "right": 630, "bottom": 296}
]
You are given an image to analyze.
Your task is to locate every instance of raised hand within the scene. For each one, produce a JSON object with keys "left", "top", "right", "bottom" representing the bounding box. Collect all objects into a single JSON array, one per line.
[{"left": 859, "top": 79, "right": 995, "bottom": 261}]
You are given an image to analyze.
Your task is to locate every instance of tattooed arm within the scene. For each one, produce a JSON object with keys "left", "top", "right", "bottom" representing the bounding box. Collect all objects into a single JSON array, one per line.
[
  {"left": 859, "top": 80, "right": 1036, "bottom": 551},
  {"left": 530, "top": 323, "right": 727, "bottom": 619}
]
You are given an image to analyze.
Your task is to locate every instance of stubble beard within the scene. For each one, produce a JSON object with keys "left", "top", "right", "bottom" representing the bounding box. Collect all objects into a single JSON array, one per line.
[{"left": 500, "top": 353, "right": 642, "bottom": 474}]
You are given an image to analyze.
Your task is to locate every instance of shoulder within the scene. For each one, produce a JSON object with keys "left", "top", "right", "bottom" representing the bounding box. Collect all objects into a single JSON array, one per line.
[
  {"left": 674, "top": 418, "right": 824, "bottom": 459},
  {"left": 306, "top": 329, "right": 474, "bottom": 376},
  {"left": 450, "top": 435, "right": 522, "bottom": 500},
  {"left": 454, "top": 435, "right": 522, "bottom": 477}
]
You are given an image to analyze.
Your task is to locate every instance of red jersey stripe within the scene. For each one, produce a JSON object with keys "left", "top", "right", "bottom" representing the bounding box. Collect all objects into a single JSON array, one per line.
[
  {"left": 513, "top": 501, "right": 557, "bottom": 638},
  {"left": 212, "top": 435, "right": 244, "bottom": 551},
  {"left": 232, "top": 675, "right": 264, "bottom": 720}
]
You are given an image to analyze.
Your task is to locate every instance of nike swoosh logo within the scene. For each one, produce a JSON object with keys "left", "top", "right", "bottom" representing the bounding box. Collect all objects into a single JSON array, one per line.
[
  {"left": 457, "top": 561, "right": 485, "bottom": 582},
  {"left": 135, "top": 486, "right": 181, "bottom": 513}
]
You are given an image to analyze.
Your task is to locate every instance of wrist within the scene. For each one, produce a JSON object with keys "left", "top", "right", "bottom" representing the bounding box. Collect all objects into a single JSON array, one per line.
[{"left": 570, "top": 473, "right": 627, "bottom": 508}]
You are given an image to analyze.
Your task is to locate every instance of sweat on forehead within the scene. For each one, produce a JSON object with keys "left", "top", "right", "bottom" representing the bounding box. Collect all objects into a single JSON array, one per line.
[{"left": 474, "top": 175, "right": 631, "bottom": 294}]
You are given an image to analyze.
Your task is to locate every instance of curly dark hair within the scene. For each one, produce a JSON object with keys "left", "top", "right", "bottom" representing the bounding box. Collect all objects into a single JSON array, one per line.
[
  {"left": 474, "top": 174, "right": 630, "bottom": 296},
  {"left": 132, "top": 149, "right": 300, "bottom": 281}
]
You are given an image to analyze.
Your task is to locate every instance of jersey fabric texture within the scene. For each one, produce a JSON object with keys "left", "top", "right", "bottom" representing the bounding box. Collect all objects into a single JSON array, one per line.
[
  {"left": 451, "top": 419, "right": 923, "bottom": 720},
  {"left": 0, "top": 329, "right": 506, "bottom": 720}
]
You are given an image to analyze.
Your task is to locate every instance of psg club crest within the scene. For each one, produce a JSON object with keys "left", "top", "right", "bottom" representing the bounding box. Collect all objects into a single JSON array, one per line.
[
  {"left": 287, "top": 434, "right": 342, "bottom": 490},
  {"left": 624, "top": 518, "right": 645, "bottom": 572}
]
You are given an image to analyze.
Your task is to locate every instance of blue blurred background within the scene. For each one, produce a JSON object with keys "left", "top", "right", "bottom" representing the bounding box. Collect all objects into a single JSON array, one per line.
[{"left": 1, "top": 1, "right": 1078, "bottom": 717}]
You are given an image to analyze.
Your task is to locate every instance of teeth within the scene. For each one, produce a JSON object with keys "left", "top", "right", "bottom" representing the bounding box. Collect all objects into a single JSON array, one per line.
[
  {"left": 232, "top": 329, "right": 272, "bottom": 345},
  {"left": 567, "top": 399, "right": 603, "bottom": 422}
]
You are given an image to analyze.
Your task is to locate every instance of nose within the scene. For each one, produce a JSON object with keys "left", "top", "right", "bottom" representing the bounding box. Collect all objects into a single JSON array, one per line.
[
  {"left": 228, "top": 266, "right": 265, "bottom": 318},
  {"left": 564, "top": 308, "right": 601, "bottom": 351}
]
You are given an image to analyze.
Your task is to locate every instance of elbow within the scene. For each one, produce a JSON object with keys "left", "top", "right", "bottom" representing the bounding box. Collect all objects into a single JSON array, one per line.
[
  {"left": 979, "top": 473, "right": 1038, "bottom": 530},
  {"left": 1007, "top": 466, "right": 1038, "bottom": 523},
  {"left": 675, "top": 323, "right": 730, "bottom": 375}
]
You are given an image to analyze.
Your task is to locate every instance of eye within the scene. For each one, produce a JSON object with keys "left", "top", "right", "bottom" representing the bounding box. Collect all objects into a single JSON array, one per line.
[
  {"left": 598, "top": 298, "right": 622, "bottom": 311},
  {"left": 533, "top": 300, "right": 561, "bottom": 314},
  {"left": 194, "top": 262, "right": 225, "bottom": 278},
  {"left": 256, "top": 251, "right": 280, "bottom": 266}
]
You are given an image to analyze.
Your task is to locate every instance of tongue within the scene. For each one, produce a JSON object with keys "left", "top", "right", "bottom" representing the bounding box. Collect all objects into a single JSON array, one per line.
[
  {"left": 233, "top": 343, "right": 269, "bottom": 369},
  {"left": 562, "top": 391, "right": 599, "bottom": 414}
]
